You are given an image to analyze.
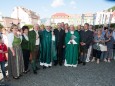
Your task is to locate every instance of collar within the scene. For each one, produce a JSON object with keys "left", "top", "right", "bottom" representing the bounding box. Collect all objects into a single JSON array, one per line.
[
  {"left": 34, "top": 30, "right": 38, "bottom": 32},
  {"left": 78, "top": 30, "right": 80, "bottom": 31},
  {"left": 46, "top": 29, "right": 50, "bottom": 32},
  {"left": 23, "top": 33, "right": 28, "bottom": 36},
  {"left": 85, "top": 30, "right": 88, "bottom": 32},
  {"left": 70, "top": 31, "right": 74, "bottom": 34},
  {"left": 58, "top": 28, "right": 61, "bottom": 31}
]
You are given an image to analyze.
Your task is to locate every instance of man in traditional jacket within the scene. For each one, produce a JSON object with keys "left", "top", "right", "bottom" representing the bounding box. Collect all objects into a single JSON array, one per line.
[
  {"left": 54, "top": 23, "right": 65, "bottom": 66},
  {"left": 64, "top": 25, "right": 80, "bottom": 67},
  {"left": 80, "top": 23, "right": 93, "bottom": 65},
  {"left": 29, "top": 24, "right": 40, "bottom": 74},
  {"left": 40, "top": 23, "right": 52, "bottom": 69}
]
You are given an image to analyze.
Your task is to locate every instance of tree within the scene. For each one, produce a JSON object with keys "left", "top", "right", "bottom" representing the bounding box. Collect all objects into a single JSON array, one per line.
[
  {"left": 108, "top": 6, "right": 115, "bottom": 11},
  {"left": 24, "top": 24, "right": 33, "bottom": 30},
  {"left": 0, "top": 23, "right": 3, "bottom": 29},
  {"left": 110, "top": 23, "right": 115, "bottom": 28}
]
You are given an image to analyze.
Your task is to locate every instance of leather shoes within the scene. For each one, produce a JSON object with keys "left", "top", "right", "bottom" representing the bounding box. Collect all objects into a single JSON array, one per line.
[
  {"left": 54, "top": 61, "right": 58, "bottom": 66},
  {"left": 33, "top": 70, "right": 37, "bottom": 74},
  {"left": 78, "top": 61, "right": 83, "bottom": 64},
  {"left": 24, "top": 69, "right": 30, "bottom": 74},
  {"left": 43, "top": 66, "right": 46, "bottom": 69},
  {"left": 59, "top": 63, "right": 62, "bottom": 66},
  {"left": 54, "top": 63, "right": 58, "bottom": 66},
  {"left": 36, "top": 67, "right": 40, "bottom": 70},
  {"left": 83, "top": 62, "right": 86, "bottom": 66}
]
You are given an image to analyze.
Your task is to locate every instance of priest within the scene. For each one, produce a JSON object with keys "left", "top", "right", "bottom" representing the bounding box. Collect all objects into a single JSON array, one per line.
[
  {"left": 64, "top": 25, "right": 80, "bottom": 67},
  {"left": 40, "top": 22, "right": 52, "bottom": 69}
]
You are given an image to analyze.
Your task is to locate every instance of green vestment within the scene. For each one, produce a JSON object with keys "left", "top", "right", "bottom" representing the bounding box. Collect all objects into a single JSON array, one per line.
[
  {"left": 65, "top": 31, "right": 80, "bottom": 67},
  {"left": 40, "top": 29, "right": 52, "bottom": 67}
]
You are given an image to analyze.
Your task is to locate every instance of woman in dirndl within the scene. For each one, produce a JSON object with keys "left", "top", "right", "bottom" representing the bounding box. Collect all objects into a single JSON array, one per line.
[{"left": 8, "top": 24, "right": 24, "bottom": 79}]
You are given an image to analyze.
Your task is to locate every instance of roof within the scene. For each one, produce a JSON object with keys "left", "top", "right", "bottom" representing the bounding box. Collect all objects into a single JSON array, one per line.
[
  {"left": 113, "top": 11, "right": 115, "bottom": 16},
  {"left": 52, "top": 13, "right": 69, "bottom": 17},
  {"left": 2, "top": 17, "right": 20, "bottom": 27},
  {"left": 2, "top": 17, "right": 20, "bottom": 20}
]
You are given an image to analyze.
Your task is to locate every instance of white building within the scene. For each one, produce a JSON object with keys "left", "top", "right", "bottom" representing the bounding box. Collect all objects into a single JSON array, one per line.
[
  {"left": 95, "top": 10, "right": 115, "bottom": 25},
  {"left": 69, "top": 14, "right": 82, "bottom": 25},
  {"left": 51, "top": 13, "right": 94, "bottom": 26},
  {"left": 11, "top": 7, "right": 40, "bottom": 26},
  {"left": 51, "top": 13, "right": 69, "bottom": 24},
  {"left": 0, "top": 12, "right": 3, "bottom": 25},
  {"left": 111, "top": 11, "right": 115, "bottom": 23},
  {"left": 50, "top": 11, "right": 115, "bottom": 26}
]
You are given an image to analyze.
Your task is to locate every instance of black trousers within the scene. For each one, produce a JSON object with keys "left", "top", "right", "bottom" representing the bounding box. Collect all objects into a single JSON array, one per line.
[
  {"left": 55, "top": 45, "right": 63, "bottom": 64},
  {"left": 93, "top": 49, "right": 102, "bottom": 59},
  {"left": 22, "top": 49, "right": 30, "bottom": 71}
]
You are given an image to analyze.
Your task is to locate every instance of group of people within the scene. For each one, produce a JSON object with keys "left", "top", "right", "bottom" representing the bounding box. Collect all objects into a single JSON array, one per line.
[{"left": 0, "top": 22, "right": 115, "bottom": 81}]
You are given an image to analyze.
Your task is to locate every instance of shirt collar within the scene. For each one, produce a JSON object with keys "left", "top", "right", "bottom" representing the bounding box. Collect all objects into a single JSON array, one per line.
[
  {"left": 46, "top": 29, "right": 50, "bottom": 32},
  {"left": 70, "top": 31, "right": 74, "bottom": 34},
  {"left": 34, "top": 30, "right": 38, "bottom": 33},
  {"left": 85, "top": 30, "right": 88, "bottom": 32}
]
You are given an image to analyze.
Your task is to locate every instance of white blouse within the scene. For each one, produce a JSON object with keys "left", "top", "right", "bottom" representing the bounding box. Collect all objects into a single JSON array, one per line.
[
  {"left": 23, "top": 34, "right": 29, "bottom": 41},
  {"left": 7, "top": 33, "right": 22, "bottom": 48}
]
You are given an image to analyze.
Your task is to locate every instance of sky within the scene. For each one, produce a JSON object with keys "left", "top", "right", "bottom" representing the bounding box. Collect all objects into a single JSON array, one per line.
[{"left": 0, "top": 0, "right": 115, "bottom": 19}]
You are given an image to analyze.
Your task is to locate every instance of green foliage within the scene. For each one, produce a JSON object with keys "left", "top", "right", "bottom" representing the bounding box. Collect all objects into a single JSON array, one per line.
[
  {"left": 0, "top": 23, "right": 3, "bottom": 29},
  {"left": 94, "top": 25, "right": 103, "bottom": 29},
  {"left": 110, "top": 23, "right": 115, "bottom": 28},
  {"left": 94, "top": 23, "right": 115, "bottom": 29},
  {"left": 24, "top": 24, "right": 33, "bottom": 29},
  {"left": 108, "top": 6, "right": 115, "bottom": 11}
]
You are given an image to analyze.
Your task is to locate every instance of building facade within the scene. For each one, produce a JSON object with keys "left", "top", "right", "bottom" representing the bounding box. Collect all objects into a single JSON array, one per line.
[
  {"left": 69, "top": 14, "right": 81, "bottom": 25},
  {"left": 51, "top": 13, "right": 94, "bottom": 26},
  {"left": 0, "top": 17, "right": 20, "bottom": 28},
  {"left": 51, "top": 13, "right": 69, "bottom": 24},
  {"left": 11, "top": 7, "right": 40, "bottom": 26},
  {"left": 95, "top": 10, "right": 115, "bottom": 25}
]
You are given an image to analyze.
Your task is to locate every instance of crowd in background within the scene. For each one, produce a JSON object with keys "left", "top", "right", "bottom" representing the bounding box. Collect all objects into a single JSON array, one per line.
[{"left": 0, "top": 22, "right": 115, "bottom": 81}]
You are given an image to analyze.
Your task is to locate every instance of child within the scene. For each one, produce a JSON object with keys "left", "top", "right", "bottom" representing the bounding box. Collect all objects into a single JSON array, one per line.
[{"left": 0, "top": 37, "right": 8, "bottom": 80}]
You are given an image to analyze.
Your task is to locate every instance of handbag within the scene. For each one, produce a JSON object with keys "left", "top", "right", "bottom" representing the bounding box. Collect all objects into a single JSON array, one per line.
[{"left": 99, "top": 44, "right": 107, "bottom": 51}]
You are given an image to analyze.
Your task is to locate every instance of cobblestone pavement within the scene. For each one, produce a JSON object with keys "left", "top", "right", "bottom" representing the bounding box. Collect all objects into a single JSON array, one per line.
[{"left": 0, "top": 61, "right": 115, "bottom": 86}]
